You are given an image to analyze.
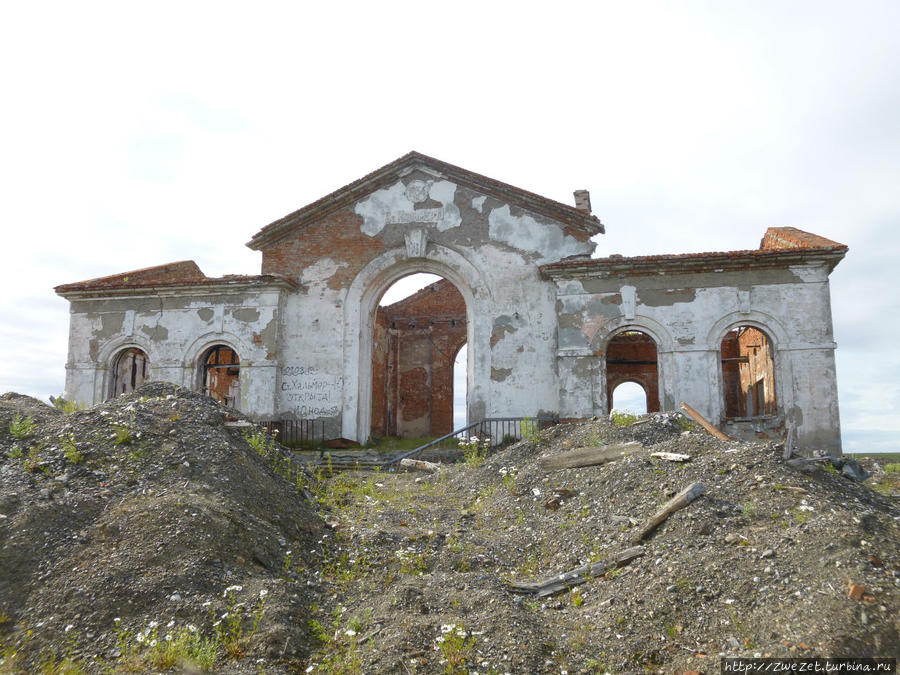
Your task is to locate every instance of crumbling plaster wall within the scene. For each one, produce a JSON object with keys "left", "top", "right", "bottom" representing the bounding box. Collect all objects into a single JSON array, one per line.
[
  {"left": 63, "top": 287, "right": 284, "bottom": 415},
  {"left": 552, "top": 263, "right": 841, "bottom": 453},
  {"left": 260, "top": 171, "right": 595, "bottom": 441}
]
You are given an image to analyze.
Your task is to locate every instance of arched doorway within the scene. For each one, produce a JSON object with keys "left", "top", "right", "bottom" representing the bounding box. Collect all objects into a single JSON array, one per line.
[
  {"left": 109, "top": 347, "right": 150, "bottom": 398},
  {"left": 199, "top": 345, "right": 241, "bottom": 408},
  {"left": 721, "top": 326, "right": 776, "bottom": 418},
  {"left": 611, "top": 381, "right": 648, "bottom": 414},
  {"left": 605, "top": 330, "right": 660, "bottom": 413},
  {"left": 371, "top": 274, "right": 467, "bottom": 438}
]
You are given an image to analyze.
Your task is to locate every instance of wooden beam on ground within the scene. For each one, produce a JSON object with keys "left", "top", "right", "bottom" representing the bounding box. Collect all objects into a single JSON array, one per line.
[
  {"left": 631, "top": 482, "right": 707, "bottom": 544},
  {"left": 507, "top": 546, "right": 645, "bottom": 597},
  {"left": 679, "top": 402, "right": 730, "bottom": 441},
  {"left": 539, "top": 441, "right": 642, "bottom": 471},
  {"left": 650, "top": 452, "right": 691, "bottom": 462},
  {"left": 399, "top": 458, "right": 441, "bottom": 473}
]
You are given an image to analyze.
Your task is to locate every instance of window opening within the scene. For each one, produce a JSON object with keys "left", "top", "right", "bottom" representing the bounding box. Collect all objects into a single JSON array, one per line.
[
  {"left": 721, "top": 326, "right": 776, "bottom": 418},
  {"left": 605, "top": 330, "right": 659, "bottom": 414},
  {"left": 202, "top": 345, "right": 241, "bottom": 408},
  {"left": 110, "top": 348, "right": 150, "bottom": 398}
]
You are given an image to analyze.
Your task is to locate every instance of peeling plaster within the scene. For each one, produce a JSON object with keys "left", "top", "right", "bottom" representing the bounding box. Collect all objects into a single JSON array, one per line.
[
  {"left": 488, "top": 205, "right": 593, "bottom": 263},
  {"left": 490, "top": 315, "right": 517, "bottom": 347},
  {"left": 491, "top": 367, "right": 512, "bottom": 382},
  {"left": 140, "top": 324, "right": 168, "bottom": 341},
  {"left": 232, "top": 308, "right": 261, "bottom": 323},
  {"left": 301, "top": 257, "right": 347, "bottom": 285},
  {"left": 471, "top": 195, "right": 486, "bottom": 213},
  {"left": 355, "top": 180, "right": 462, "bottom": 236},
  {"left": 197, "top": 308, "right": 214, "bottom": 323}
]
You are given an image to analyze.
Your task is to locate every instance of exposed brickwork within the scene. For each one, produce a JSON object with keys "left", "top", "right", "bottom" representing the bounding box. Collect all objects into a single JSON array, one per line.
[
  {"left": 605, "top": 332, "right": 660, "bottom": 413},
  {"left": 371, "top": 280, "right": 467, "bottom": 437},
  {"left": 260, "top": 209, "right": 385, "bottom": 287}
]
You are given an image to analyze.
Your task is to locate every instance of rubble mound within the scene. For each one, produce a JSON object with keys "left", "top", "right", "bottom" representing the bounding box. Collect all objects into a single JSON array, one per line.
[
  {"left": 0, "top": 383, "right": 329, "bottom": 673},
  {"left": 303, "top": 413, "right": 900, "bottom": 673}
]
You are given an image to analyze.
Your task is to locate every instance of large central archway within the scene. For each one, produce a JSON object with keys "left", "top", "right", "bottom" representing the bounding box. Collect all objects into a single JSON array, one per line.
[
  {"left": 343, "top": 245, "right": 490, "bottom": 443},
  {"left": 371, "top": 276, "right": 467, "bottom": 438}
]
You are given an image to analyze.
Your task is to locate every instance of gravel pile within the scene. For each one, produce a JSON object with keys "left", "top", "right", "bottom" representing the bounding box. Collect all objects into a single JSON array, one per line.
[
  {"left": 2, "top": 391, "right": 897, "bottom": 674},
  {"left": 0, "top": 384, "right": 329, "bottom": 673},
  {"left": 303, "top": 414, "right": 900, "bottom": 673}
]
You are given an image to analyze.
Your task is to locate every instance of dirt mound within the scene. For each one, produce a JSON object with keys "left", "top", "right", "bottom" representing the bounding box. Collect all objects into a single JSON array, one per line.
[
  {"left": 302, "top": 414, "right": 900, "bottom": 673},
  {"left": 0, "top": 383, "right": 329, "bottom": 673}
]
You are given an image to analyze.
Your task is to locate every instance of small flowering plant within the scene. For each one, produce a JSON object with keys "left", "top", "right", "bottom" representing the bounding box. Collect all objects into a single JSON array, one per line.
[
  {"left": 498, "top": 465, "right": 517, "bottom": 495},
  {"left": 433, "top": 623, "right": 478, "bottom": 673},
  {"left": 458, "top": 435, "right": 490, "bottom": 467}
]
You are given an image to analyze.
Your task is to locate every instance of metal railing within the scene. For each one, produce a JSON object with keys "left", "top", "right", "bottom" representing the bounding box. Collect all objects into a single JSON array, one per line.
[{"left": 262, "top": 419, "right": 329, "bottom": 446}]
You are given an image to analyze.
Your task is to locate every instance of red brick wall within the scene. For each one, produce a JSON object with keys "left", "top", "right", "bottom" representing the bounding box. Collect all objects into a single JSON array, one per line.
[
  {"left": 260, "top": 210, "right": 386, "bottom": 286},
  {"left": 605, "top": 332, "right": 660, "bottom": 413},
  {"left": 371, "top": 280, "right": 467, "bottom": 437}
]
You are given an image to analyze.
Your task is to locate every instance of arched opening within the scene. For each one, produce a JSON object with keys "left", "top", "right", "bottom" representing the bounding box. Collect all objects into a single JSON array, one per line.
[
  {"left": 199, "top": 345, "right": 241, "bottom": 408},
  {"left": 721, "top": 326, "right": 776, "bottom": 418},
  {"left": 605, "top": 330, "right": 659, "bottom": 414},
  {"left": 109, "top": 347, "right": 150, "bottom": 398},
  {"left": 371, "top": 273, "right": 468, "bottom": 438},
  {"left": 611, "top": 381, "right": 648, "bottom": 414}
]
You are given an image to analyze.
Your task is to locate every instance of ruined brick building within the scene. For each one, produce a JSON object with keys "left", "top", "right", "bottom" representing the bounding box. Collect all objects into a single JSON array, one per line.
[{"left": 55, "top": 152, "right": 848, "bottom": 453}]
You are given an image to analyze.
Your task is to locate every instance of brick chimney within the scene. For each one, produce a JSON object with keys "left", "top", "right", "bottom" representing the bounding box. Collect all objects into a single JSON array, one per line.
[{"left": 573, "top": 190, "right": 592, "bottom": 213}]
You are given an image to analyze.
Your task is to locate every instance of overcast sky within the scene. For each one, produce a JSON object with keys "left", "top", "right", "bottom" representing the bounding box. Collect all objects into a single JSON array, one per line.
[{"left": 1, "top": 2, "right": 897, "bottom": 453}]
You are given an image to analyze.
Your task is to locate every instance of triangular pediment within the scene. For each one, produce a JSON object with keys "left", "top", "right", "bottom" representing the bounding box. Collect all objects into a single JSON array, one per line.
[{"left": 246, "top": 151, "right": 603, "bottom": 250}]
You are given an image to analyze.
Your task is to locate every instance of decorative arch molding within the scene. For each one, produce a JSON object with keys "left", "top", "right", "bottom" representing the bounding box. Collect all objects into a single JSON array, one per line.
[
  {"left": 98, "top": 338, "right": 155, "bottom": 402},
  {"left": 96, "top": 335, "right": 155, "bottom": 367},
  {"left": 590, "top": 315, "right": 675, "bottom": 354},
  {"left": 182, "top": 332, "right": 253, "bottom": 371},
  {"left": 706, "top": 311, "right": 789, "bottom": 350},
  {"left": 707, "top": 311, "right": 794, "bottom": 420},
  {"left": 343, "top": 244, "right": 490, "bottom": 442}
]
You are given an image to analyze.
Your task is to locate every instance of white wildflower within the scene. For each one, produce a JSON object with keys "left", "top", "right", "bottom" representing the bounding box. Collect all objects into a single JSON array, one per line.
[
  {"left": 64, "top": 624, "right": 74, "bottom": 633},
  {"left": 186, "top": 624, "right": 198, "bottom": 632},
  {"left": 149, "top": 639, "right": 157, "bottom": 647},
  {"left": 165, "top": 634, "right": 173, "bottom": 641},
  {"left": 167, "top": 620, "right": 175, "bottom": 628},
  {"left": 148, "top": 620, "right": 159, "bottom": 628},
  {"left": 259, "top": 589, "right": 269, "bottom": 598},
  {"left": 345, "top": 629, "right": 357, "bottom": 637}
]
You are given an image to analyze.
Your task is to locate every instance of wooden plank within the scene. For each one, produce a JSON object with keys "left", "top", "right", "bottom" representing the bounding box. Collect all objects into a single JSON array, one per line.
[
  {"left": 679, "top": 402, "right": 730, "bottom": 440},
  {"left": 539, "top": 441, "right": 641, "bottom": 471},
  {"left": 507, "top": 546, "right": 645, "bottom": 597},
  {"left": 631, "top": 482, "right": 707, "bottom": 544}
]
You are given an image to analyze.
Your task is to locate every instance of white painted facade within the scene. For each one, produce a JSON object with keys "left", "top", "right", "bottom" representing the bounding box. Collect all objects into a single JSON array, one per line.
[{"left": 56, "top": 152, "right": 846, "bottom": 453}]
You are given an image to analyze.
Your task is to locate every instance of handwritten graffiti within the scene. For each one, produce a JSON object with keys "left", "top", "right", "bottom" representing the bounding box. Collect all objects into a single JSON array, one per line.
[{"left": 280, "top": 365, "right": 342, "bottom": 419}]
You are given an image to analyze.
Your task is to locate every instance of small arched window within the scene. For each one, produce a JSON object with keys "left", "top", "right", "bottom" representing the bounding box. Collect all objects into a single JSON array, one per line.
[
  {"left": 721, "top": 326, "right": 776, "bottom": 418},
  {"left": 110, "top": 348, "right": 150, "bottom": 398},
  {"left": 201, "top": 345, "right": 241, "bottom": 408}
]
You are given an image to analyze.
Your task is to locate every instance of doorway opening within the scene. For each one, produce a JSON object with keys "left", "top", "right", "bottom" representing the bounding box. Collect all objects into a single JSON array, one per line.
[
  {"left": 611, "top": 381, "right": 648, "bottom": 414},
  {"left": 371, "top": 273, "right": 468, "bottom": 438},
  {"left": 721, "top": 326, "right": 776, "bottom": 418},
  {"left": 605, "top": 330, "right": 659, "bottom": 413}
]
